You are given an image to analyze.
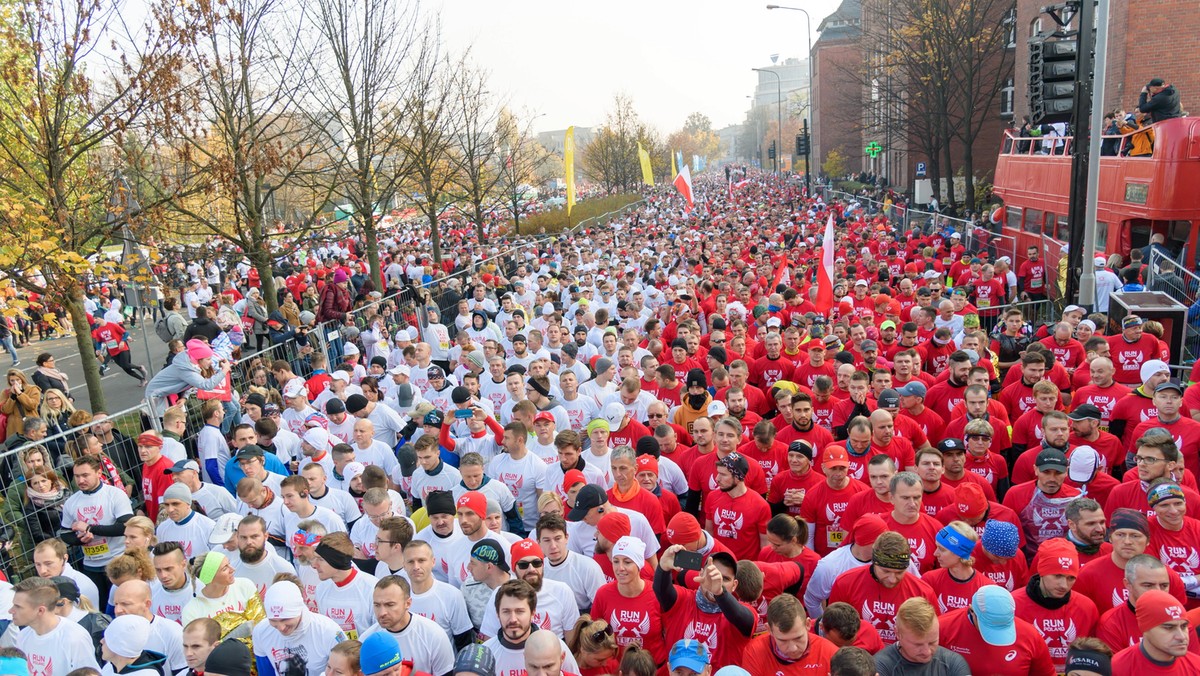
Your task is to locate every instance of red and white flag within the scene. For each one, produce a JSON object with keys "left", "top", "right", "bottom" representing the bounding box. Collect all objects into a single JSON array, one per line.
[
  {"left": 815, "top": 213, "right": 836, "bottom": 314},
  {"left": 771, "top": 254, "right": 791, "bottom": 290},
  {"left": 673, "top": 164, "right": 694, "bottom": 211}
]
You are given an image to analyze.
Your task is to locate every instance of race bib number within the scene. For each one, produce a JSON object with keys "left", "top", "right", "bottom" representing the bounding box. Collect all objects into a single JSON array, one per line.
[
  {"left": 978, "top": 298, "right": 991, "bottom": 308},
  {"left": 105, "top": 340, "right": 120, "bottom": 351},
  {"left": 83, "top": 542, "right": 110, "bottom": 557},
  {"left": 827, "top": 530, "right": 845, "bottom": 547}
]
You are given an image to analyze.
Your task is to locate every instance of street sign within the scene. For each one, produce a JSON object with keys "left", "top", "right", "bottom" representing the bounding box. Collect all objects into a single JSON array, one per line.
[
  {"left": 916, "top": 162, "right": 927, "bottom": 177},
  {"left": 865, "top": 142, "right": 882, "bottom": 158}
]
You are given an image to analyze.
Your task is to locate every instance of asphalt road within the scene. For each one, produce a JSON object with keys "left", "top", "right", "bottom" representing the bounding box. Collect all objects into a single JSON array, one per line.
[{"left": 10, "top": 319, "right": 171, "bottom": 415}]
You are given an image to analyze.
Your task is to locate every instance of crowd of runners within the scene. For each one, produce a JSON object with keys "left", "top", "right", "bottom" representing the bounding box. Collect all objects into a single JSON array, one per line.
[{"left": 0, "top": 172, "right": 1194, "bottom": 676}]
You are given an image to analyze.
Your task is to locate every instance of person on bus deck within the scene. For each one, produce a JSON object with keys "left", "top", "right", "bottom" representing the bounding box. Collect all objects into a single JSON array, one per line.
[{"left": 1137, "top": 78, "right": 1183, "bottom": 123}]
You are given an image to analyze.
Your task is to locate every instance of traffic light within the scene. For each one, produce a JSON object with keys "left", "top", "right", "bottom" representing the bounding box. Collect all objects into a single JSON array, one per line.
[
  {"left": 768, "top": 141, "right": 776, "bottom": 160},
  {"left": 795, "top": 134, "right": 809, "bottom": 156},
  {"left": 1029, "top": 35, "right": 1077, "bottom": 124}
]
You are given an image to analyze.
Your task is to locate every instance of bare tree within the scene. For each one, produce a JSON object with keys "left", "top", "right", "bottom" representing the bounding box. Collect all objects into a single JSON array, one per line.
[
  {"left": 0, "top": 0, "right": 187, "bottom": 410},
  {"left": 394, "top": 38, "right": 462, "bottom": 265},
  {"left": 311, "top": 0, "right": 420, "bottom": 289},
  {"left": 160, "top": 0, "right": 339, "bottom": 312},
  {"left": 495, "top": 109, "right": 553, "bottom": 234},
  {"left": 582, "top": 94, "right": 657, "bottom": 194},
  {"left": 450, "top": 64, "right": 505, "bottom": 242}
]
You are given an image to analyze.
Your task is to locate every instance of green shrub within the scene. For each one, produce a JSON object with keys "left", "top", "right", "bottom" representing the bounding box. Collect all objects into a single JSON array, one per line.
[{"left": 513, "top": 193, "right": 643, "bottom": 234}]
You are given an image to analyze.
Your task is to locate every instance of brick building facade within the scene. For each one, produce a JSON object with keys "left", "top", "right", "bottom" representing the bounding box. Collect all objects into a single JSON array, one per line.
[
  {"left": 812, "top": 0, "right": 864, "bottom": 177},
  {"left": 1014, "top": 0, "right": 1197, "bottom": 123}
]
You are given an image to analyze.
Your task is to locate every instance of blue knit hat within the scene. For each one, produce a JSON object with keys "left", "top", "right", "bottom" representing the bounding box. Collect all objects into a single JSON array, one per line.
[
  {"left": 361, "top": 632, "right": 403, "bottom": 675},
  {"left": 981, "top": 520, "right": 1020, "bottom": 558}
]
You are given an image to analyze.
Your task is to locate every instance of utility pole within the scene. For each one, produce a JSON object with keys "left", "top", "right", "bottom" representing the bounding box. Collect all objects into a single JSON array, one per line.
[
  {"left": 802, "top": 118, "right": 811, "bottom": 195},
  {"left": 1046, "top": 0, "right": 1099, "bottom": 306}
]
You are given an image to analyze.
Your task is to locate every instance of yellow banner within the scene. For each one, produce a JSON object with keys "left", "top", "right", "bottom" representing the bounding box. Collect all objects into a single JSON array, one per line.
[
  {"left": 638, "top": 142, "right": 654, "bottom": 187},
  {"left": 671, "top": 150, "right": 677, "bottom": 180},
  {"left": 564, "top": 126, "right": 576, "bottom": 217}
]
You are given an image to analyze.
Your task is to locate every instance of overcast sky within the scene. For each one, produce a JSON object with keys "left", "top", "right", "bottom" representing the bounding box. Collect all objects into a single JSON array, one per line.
[{"left": 435, "top": 0, "right": 843, "bottom": 135}]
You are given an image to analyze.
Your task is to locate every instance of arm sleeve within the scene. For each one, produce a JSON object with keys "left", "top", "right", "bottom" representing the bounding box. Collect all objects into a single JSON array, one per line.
[
  {"left": 89, "top": 514, "right": 133, "bottom": 537},
  {"left": 485, "top": 416, "right": 505, "bottom": 444},
  {"left": 206, "top": 459, "right": 224, "bottom": 488},
  {"left": 438, "top": 423, "right": 456, "bottom": 451},
  {"left": 714, "top": 589, "right": 757, "bottom": 637},
  {"left": 653, "top": 566, "right": 679, "bottom": 612}
]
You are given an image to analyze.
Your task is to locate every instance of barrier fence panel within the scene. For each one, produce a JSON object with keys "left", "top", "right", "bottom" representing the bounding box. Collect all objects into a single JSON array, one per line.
[
  {"left": 0, "top": 401, "right": 158, "bottom": 581},
  {"left": 1147, "top": 248, "right": 1200, "bottom": 365}
]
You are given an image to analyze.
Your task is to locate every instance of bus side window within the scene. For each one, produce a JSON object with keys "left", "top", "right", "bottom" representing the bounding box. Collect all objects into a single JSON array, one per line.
[
  {"left": 1024, "top": 208, "right": 1043, "bottom": 233},
  {"left": 1096, "top": 222, "right": 1108, "bottom": 253}
]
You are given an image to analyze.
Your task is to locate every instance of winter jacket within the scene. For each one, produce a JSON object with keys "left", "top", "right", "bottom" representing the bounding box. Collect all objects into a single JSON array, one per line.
[
  {"left": 1138, "top": 85, "right": 1183, "bottom": 123},
  {"left": 145, "top": 351, "right": 229, "bottom": 417},
  {"left": 318, "top": 283, "right": 352, "bottom": 323},
  {"left": 183, "top": 317, "right": 221, "bottom": 343}
]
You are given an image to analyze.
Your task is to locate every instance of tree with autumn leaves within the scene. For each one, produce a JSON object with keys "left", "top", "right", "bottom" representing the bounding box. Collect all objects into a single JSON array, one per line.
[{"left": 0, "top": 0, "right": 189, "bottom": 411}]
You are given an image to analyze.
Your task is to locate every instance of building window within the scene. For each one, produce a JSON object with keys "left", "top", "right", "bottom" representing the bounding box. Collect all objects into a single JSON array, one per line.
[
  {"left": 1030, "top": 17, "right": 1043, "bottom": 37},
  {"left": 1004, "top": 8, "right": 1016, "bottom": 47},
  {"left": 1001, "top": 78, "right": 1014, "bottom": 118}
]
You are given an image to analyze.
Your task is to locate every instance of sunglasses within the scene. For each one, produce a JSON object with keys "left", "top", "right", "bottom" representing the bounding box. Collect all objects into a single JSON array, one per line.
[
  {"left": 591, "top": 624, "right": 614, "bottom": 643},
  {"left": 967, "top": 434, "right": 992, "bottom": 441},
  {"left": 517, "top": 559, "right": 544, "bottom": 570}
]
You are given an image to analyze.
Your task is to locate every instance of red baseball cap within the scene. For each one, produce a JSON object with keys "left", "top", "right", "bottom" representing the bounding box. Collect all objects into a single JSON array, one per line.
[
  {"left": 822, "top": 446, "right": 850, "bottom": 469},
  {"left": 533, "top": 411, "right": 556, "bottom": 425},
  {"left": 1036, "top": 538, "right": 1079, "bottom": 578}
]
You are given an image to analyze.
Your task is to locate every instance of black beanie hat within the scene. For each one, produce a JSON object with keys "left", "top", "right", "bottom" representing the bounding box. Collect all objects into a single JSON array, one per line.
[
  {"left": 426, "top": 490, "right": 456, "bottom": 517},
  {"left": 206, "top": 640, "right": 253, "bottom": 676}
]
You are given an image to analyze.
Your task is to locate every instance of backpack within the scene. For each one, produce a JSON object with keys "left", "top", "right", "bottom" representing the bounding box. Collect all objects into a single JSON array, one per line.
[{"left": 154, "top": 315, "right": 174, "bottom": 343}]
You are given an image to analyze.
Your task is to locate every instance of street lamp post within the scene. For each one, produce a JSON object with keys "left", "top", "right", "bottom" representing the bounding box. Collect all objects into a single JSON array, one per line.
[
  {"left": 767, "top": 4, "right": 813, "bottom": 190},
  {"left": 752, "top": 68, "right": 783, "bottom": 175}
]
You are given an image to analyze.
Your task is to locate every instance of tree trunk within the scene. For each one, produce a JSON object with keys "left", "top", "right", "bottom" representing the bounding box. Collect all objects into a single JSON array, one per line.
[
  {"left": 941, "top": 121, "right": 957, "bottom": 210},
  {"left": 249, "top": 243, "right": 280, "bottom": 313},
  {"left": 428, "top": 209, "right": 442, "bottom": 264},
  {"left": 361, "top": 214, "right": 382, "bottom": 292},
  {"left": 63, "top": 281, "right": 106, "bottom": 413},
  {"left": 962, "top": 144, "right": 977, "bottom": 214},
  {"left": 471, "top": 202, "right": 486, "bottom": 243}
]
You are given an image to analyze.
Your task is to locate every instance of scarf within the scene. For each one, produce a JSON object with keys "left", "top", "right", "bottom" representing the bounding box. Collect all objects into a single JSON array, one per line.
[
  {"left": 1025, "top": 574, "right": 1071, "bottom": 610},
  {"left": 610, "top": 480, "right": 641, "bottom": 503},
  {"left": 36, "top": 365, "right": 68, "bottom": 385},
  {"left": 98, "top": 454, "right": 125, "bottom": 492},
  {"left": 27, "top": 485, "right": 65, "bottom": 507}
]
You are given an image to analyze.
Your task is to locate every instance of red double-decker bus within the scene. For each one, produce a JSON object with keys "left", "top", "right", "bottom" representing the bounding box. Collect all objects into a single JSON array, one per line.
[{"left": 991, "top": 117, "right": 1200, "bottom": 277}]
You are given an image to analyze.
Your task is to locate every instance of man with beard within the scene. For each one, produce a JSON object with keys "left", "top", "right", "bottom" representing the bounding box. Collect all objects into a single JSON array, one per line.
[
  {"left": 231, "top": 516, "right": 293, "bottom": 597},
  {"left": 775, "top": 393, "right": 834, "bottom": 451},
  {"left": 361, "top": 577, "right": 455, "bottom": 676},
  {"left": 704, "top": 452, "right": 771, "bottom": 561},
  {"left": 742, "top": 593, "right": 838, "bottom": 674},
  {"left": 923, "top": 352, "right": 971, "bottom": 421},
  {"left": 445, "top": 492, "right": 504, "bottom": 589},
  {"left": 828, "top": 532, "right": 937, "bottom": 645},
  {"left": 1011, "top": 538, "right": 1100, "bottom": 672},
  {"left": 252, "top": 581, "right": 345, "bottom": 676},
  {"left": 480, "top": 539, "right": 578, "bottom": 641},
  {"left": 481, "top": 580, "right": 580, "bottom": 676}
]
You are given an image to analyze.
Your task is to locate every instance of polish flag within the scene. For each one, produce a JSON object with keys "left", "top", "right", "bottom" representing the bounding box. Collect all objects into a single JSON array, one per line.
[
  {"left": 771, "top": 254, "right": 791, "bottom": 290},
  {"left": 815, "top": 213, "right": 836, "bottom": 314},
  {"left": 673, "top": 164, "right": 694, "bottom": 211}
]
